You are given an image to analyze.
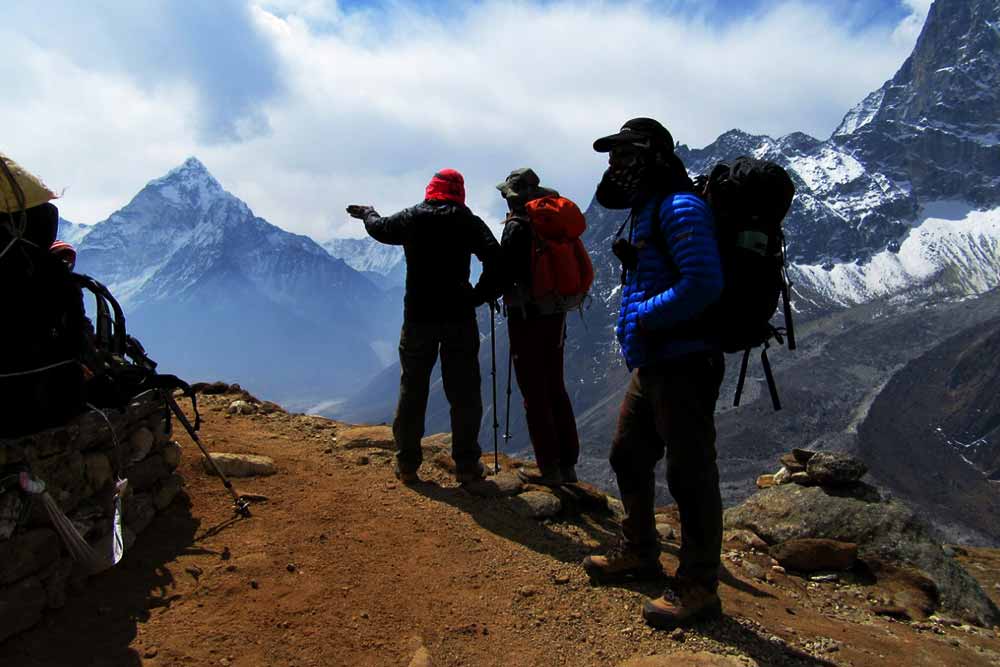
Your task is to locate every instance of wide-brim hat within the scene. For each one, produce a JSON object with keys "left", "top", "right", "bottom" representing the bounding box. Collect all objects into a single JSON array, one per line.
[
  {"left": 496, "top": 167, "right": 557, "bottom": 201},
  {"left": 593, "top": 117, "right": 675, "bottom": 153}
]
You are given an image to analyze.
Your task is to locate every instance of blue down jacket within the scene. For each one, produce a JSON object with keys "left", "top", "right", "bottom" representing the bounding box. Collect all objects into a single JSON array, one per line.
[{"left": 616, "top": 193, "right": 723, "bottom": 369}]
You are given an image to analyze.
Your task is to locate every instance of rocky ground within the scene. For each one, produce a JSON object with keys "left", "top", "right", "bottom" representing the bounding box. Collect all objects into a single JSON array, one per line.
[{"left": 2, "top": 388, "right": 999, "bottom": 666}]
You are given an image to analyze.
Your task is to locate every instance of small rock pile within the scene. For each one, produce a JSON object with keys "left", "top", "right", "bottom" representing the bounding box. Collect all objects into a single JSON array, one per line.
[
  {"left": 756, "top": 448, "right": 867, "bottom": 490},
  {"left": 0, "top": 393, "right": 186, "bottom": 642}
]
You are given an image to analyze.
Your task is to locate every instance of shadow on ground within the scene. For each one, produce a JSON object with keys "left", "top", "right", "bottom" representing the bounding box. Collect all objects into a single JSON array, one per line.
[
  {"left": 0, "top": 498, "right": 203, "bottom": 667},
  {"left": 412, "top": 479, "right": 619, "bottom": 564}
]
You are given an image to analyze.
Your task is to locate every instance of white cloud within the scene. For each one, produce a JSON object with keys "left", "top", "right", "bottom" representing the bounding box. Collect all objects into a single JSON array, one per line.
[
  {"left": 0, "top": 1, "right": 930, "bottom": 241},
  {"left": 893, "top": 0, "right": 933, "bottom": 46}
]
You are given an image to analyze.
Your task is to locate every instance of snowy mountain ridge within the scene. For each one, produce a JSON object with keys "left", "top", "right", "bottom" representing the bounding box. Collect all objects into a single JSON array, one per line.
[{"left": 322, "top": 236, "right": 404, "bottom": 277}]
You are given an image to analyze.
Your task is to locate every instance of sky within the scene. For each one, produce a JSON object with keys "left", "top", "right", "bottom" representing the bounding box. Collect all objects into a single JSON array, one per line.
[{"left": 0, "top": 0, "right": 932, "bottom": 240}]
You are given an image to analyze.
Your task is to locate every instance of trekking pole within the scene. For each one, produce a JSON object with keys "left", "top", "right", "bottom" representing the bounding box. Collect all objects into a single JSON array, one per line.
[
  {"left": 503, "top": 344, "right": 513, "bottom": 446},
  {"left": 489, "top": 301, "right": 500, "bottom": 473},
  {"left": 166, "top": 395, "right": 252, "bottom": 517}
]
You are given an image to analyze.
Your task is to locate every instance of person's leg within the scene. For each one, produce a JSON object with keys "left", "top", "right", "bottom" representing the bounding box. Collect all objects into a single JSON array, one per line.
[
  {"left": 657, "top": 353, "right": 725, "bottom": 591},
  {"left": 582, "top": 369, "right": 664, "bottom": 581},
  {"left": 509, "top": 314, "right": 561, "bottom": 477},
  {"left": 392, "top": 321, "right": 440, "bottom": 477},
  {"left": 439, "top": 317, "right": 484, "bottom": 477},
  {"left": 641, "top": 352, "right": 725, "bottom": 628},
  {"left": 543, "top": 313, "right": 581, "bottom": 480}
]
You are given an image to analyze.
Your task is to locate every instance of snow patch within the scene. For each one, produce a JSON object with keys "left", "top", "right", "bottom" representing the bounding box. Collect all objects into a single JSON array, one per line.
[
  {"left": 792, "top": 203, "right": 1000, "bottom": 305},
  {"left": 787, "top": 146, "right": 866, "bottom": 193}
]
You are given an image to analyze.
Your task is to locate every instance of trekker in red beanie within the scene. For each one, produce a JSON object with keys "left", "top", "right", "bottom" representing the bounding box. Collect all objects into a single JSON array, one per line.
[
  {"left": 347, "top": 170, "right": 501, "bottom": 486},
  {"left": 424, "top": 168, "right": 466, "bottom": 205}
]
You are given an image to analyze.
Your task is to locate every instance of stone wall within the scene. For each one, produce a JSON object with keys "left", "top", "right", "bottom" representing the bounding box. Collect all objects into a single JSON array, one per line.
[{"left": 0, "top": 392, "right": 185, "bottom": 643}]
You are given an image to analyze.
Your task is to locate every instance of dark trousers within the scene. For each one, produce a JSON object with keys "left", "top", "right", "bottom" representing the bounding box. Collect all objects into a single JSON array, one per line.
[
  {"left": 609, "top": 352, "right": 725, "bottom": 591},
  {"left": 393, "top": 319, "right": 483, "bottom": 472},
  {"left": 508, "top": 313, "right": 580, "bottom": 471}
]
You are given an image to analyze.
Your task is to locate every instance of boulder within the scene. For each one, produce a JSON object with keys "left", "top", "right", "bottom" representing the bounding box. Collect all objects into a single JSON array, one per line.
[
  {"left": 129, "top": 454, "right": 170, "bottom": 491},
  {"left": 338, "top": 426, "right": 394, "bottom": 450},
  {"left": 791, "top": 448, "right": 817, "bottom": 464},
  {"left": 204, "top": 453, "right": 277, "bottom": 478},
  {"left": 769, "top": 538, "right": 858, "bottom": 572},
  {"left": 125, "top": 493, "right": 156, "bottom": 535},
  {"left": 83, "top": 451, "right": 113, "bottom": 493},
  {"left": 228, "top": 400, "right": 258, "bottom": 416},
  {"left": 420, "top": 433, "right": 452, "bottom": 455},
  {"left": 725, "top": 483, "right": 1000, "bottom": 626},
  {"left": 258, "top": 401, "right": 283, "bottom": 415},
  {"left": 509, "top": 491, "right": 561, "bottom": 519},
  {"left": 0, "top": 492, "right": 23, "bottom": 540},
  {"left": 779, "top": 453, "right": 806, "bottom": 474},
  {"left": 657, "top": 523, "right": 676, "bottom": 542},
  {"left": 0, "top": 528, "right": 60, "bottom": 585},
  {"left": 154, "top": 474, "right": 185, "bottom": 510},
  {"left": 162, "top": 441, "right": 183, "bottom": 469},
  {"left": 31, "top": 450, "right": 86, "bottom": 512},
  {"left": 755, "top": 474, "right": 775, "bottom": 489},
  {"left": 805, "top": 452, "right": 867, "bottom": 486},
  {"left": 128, "top": 427, "right": 155, "bottom": 462},
  {"left": 549, "top": 482, "right": 611, "bottom": 515},
  {"left": 724, "top": 529, "right": 768, "bottom": 551},
  {"left": 463, "top": 472, "right": 523, "bottom": 498},
  {"left": 431, "top": 452, "right": 456, "bottom": 474}
]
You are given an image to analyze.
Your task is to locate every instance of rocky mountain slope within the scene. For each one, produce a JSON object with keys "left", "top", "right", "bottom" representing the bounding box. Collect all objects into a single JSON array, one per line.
[
  {"left": 3, "top": 392, "right": 998, "bottom": 666},
  {"left": 67, "top": 158, "right": 402, "bottom": 403},
  {"left": 322, "top": 236, "right": 406, "bottom": 290},
  {"left": 858, "top": 316, "right": 1000, "bottom": 545}
]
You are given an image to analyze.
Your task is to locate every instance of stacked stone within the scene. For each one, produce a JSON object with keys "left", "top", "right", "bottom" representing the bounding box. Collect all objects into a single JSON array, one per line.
[
  {"left": 0, "top": 393, "right": 185, "bottom": 643},
  {"left": 756, "top": 448, "right": 868, "bottom": 490}
]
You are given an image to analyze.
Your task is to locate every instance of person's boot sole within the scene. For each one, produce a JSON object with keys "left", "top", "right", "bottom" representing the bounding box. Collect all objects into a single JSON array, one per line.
[
  {"left": 641, "top": 598, "right": 722, "bottom": 630},
  {"left": 582, "top": 557, "right": 663, "bottom": 584}
]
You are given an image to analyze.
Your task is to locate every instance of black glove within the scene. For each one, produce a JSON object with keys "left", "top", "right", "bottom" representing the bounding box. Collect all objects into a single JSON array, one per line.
[{"left": 346, "top": 204, "right": 375, "bottom": 220}]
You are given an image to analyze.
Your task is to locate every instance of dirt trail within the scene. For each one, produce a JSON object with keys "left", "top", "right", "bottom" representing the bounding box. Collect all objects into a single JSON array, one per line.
[{"left": 2, "top": 394, "right": 999, "bottom": 666}]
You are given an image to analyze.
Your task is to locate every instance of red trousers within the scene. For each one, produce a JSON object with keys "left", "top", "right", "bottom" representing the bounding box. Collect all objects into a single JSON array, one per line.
[{"left": 508, "top": 312, "right": 580, "bottom": 471}]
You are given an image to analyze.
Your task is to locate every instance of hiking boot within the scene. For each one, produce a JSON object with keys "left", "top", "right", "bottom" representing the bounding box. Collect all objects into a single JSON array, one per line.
[
  {"left": 394, "top": 463, "right": 420, "bottom": 485},
  {"left": 582, "top": 540, "right": 661, "bottom": 583},
  {"left": 642, "top": 584, "right": 722, "bottom": 629},
  {"left": 517, "top": 467, "right": 563, "bottom": 486},
  {"left": 559, "top": 465, "right": 578, "bottom": 484},
  {"left": 455, "top": 461, "right": 488, "bottom": 485}
]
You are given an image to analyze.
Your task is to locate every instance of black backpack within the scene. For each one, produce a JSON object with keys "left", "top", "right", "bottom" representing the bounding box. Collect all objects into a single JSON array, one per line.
[
  {"left": 1, "top": 204, "right": 89, "bottom": 437},
  {"left": 76, "top": 273, "right": 202, "bottom": 427},
  {"left": 697, "top": 156, "right": 796, "bottom": 410}
]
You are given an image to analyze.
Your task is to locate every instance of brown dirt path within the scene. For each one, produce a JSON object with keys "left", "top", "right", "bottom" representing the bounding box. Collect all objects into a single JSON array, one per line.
[{"left": 2, "top": 394, "right": 999, "bottom": 666}]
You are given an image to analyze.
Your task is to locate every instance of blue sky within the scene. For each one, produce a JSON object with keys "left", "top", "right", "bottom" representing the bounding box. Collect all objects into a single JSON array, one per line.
[{"left": 1, "top": 0, "right": 931, "bottom": 238}]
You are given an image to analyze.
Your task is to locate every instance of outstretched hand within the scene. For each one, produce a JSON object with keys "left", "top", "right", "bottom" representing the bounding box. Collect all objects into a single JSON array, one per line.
[{"left": 346, "top": 204, "right": 374, "bottom": 220}]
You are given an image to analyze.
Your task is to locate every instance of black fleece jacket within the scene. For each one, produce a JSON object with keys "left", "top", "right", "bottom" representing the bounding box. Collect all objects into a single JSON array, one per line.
[{"left": 364, "top": 199, "right": 502, "bottom": 322}]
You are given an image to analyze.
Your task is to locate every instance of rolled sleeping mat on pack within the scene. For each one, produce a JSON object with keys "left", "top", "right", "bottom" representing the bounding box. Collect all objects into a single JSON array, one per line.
[{"left": 0, "top": 152, "right": 58, "bottom": 214}]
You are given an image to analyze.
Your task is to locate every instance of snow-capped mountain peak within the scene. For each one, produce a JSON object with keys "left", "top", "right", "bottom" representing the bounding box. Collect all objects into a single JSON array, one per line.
[{"left": 144, "top": 156, "right": 226, "bottom": 214}]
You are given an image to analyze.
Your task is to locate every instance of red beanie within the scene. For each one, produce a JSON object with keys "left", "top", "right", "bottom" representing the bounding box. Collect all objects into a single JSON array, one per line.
[
  {"left": 50, "top": 240, "right": 76, "bottom": 260},
  {"left": 425, "top": 169, "right": 465, "bottom": 205}
]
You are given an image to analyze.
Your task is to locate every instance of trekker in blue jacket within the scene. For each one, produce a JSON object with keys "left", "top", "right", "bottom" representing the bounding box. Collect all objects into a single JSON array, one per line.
[{"left": 582, "top": 118, "right": 726, "bottom": 630}]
